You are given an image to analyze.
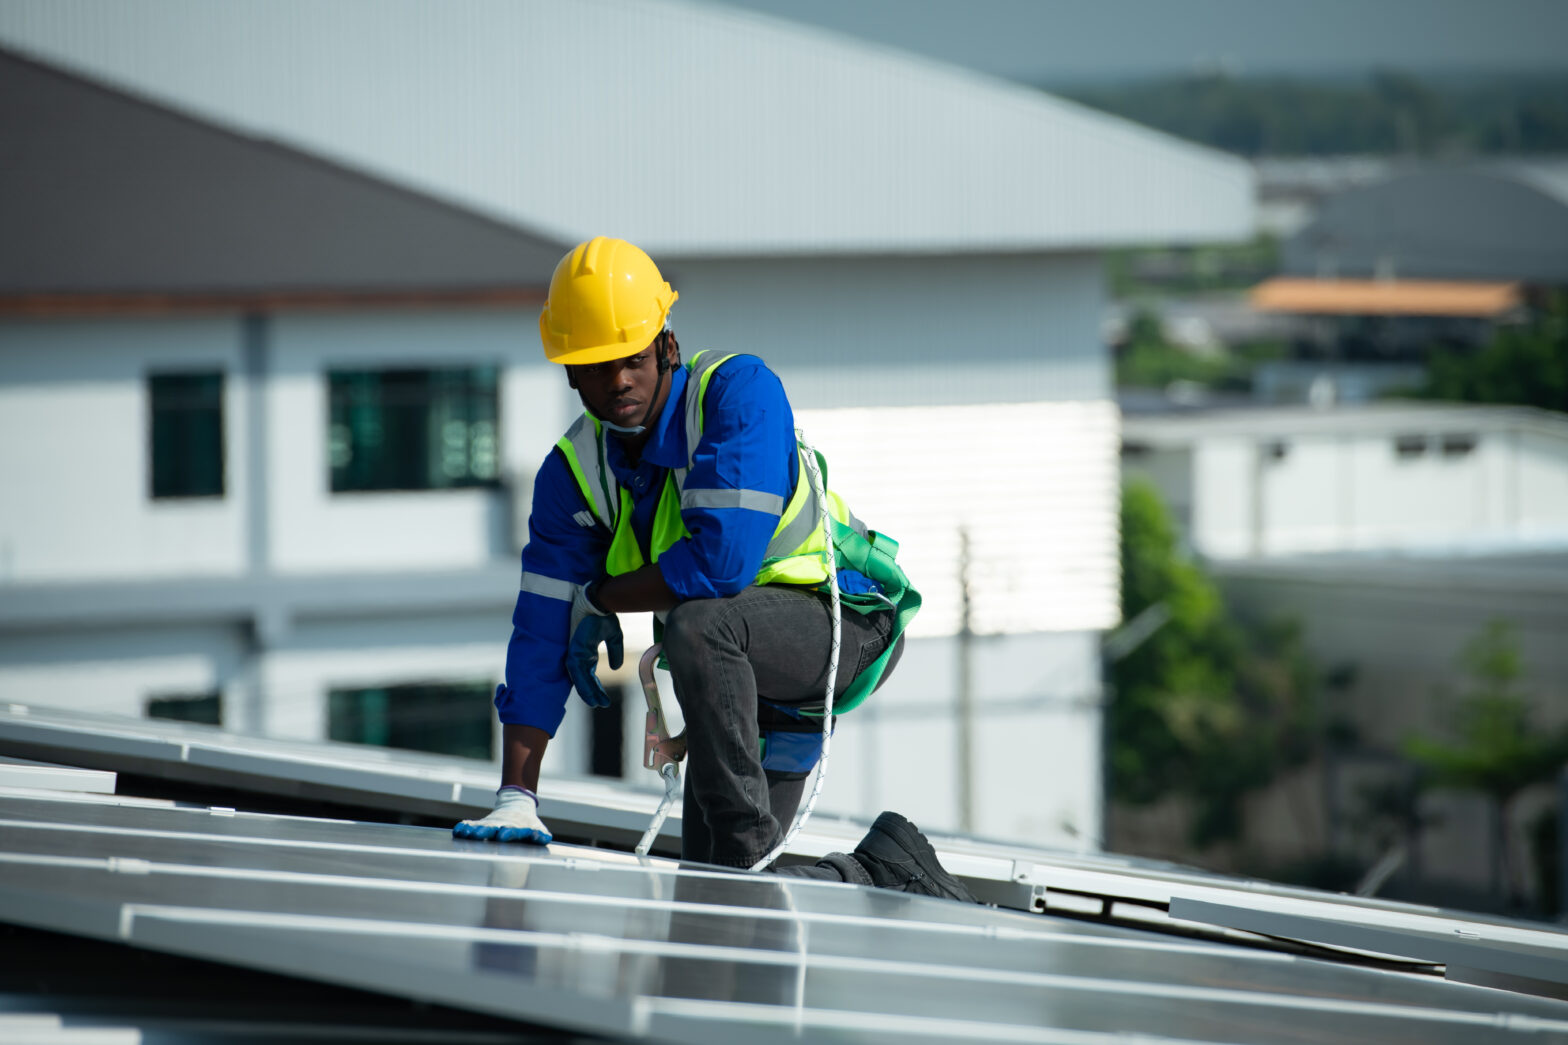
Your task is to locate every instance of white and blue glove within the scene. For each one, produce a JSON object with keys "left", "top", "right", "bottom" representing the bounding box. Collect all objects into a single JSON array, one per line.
[
  {"left": 452, "top": 786, "right": 552, "bottom": 844},
  {"left": 567, "top": 581, "right": 622, "bottom": 709}
]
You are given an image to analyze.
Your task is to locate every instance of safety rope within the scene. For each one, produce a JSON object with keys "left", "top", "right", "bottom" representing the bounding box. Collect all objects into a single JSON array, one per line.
[{"left": 749, "top": 431, "right": 839, "bottom": 872}]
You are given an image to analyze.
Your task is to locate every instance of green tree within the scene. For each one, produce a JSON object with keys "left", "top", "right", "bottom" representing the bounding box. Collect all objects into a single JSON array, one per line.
[
  {"left": 1417, "top": 296, "right": 1568, "bottom": 412},
  {"left": 1058, "top": 71, "right": 1568, "bottom": 157},
  {"left": 1111, "top": 479, "right": 1318, "bottom": 847},
  {"left": 1114, "top": 308, "right": 1282, "bottom": 391},
  {"left": 1404, "top": 620, "right": 1568, "bottom": 904}
]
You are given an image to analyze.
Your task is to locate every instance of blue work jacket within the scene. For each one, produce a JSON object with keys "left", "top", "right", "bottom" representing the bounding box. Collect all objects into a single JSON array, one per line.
[{"left": 498, "top": 354, "right": 799, "bottom": 734}]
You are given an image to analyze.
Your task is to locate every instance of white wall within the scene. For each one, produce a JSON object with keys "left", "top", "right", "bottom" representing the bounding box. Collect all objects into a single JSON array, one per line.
[
  {"left": 823, "top": 631, "right": 1102, "bottom": 848},
  {"left": 1260, "top": 436, "right": 1341, "bottom": 554},
  {"left": 268, "top": 308, "right": 568, "bottom": 574},
  {"left": 1179, "top": 423, "right": 1568, "bottom": 559},
  {"left": 254, "top": 614, "right": 505, "bottom": 742},
  {"left": 1520, "top": 429, "right": 1568, "bottom": 542},
  {"left": 668, "top": 253, "right": 1110, "bottom": 408},
  {"left": 1343, "top": 433, "right": 1489, "bottom": 550},
  {"left": 1190, "top": 439, "right": 1257, "bottom": 559},
  {"left": 0, "top": 309, "right": 576, "bottom": 584},
  {"left": 0, "top": 622, "right": 246, "bottom": 718},
  {"left": 0, "top": 317, "right": 248, "bottom": 582}
]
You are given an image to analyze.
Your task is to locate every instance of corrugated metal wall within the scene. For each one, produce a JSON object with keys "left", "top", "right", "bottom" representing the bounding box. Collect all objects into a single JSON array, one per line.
[
  {"left": 670, "top": 251, "right": 1119, "bottom": 636},
  {"left": 800, "top": 400, "right": 1119, "bottom": 637}
]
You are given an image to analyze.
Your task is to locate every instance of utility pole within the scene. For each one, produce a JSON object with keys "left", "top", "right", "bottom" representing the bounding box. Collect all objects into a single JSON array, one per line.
[{"left": 957, "top": 527, "right": 975, "bottom": 834}]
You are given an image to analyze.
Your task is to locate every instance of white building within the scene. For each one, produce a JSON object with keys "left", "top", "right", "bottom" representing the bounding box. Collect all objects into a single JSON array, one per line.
[
  {"left": 0, "top": 0, "right": 1251, "bottom": 849},
  {"left": 1122, "top": 402, "right": 1568, "bottom": 561},
  {"left": 1123, "top": 401, "right": 1568, "bottom": 900}
]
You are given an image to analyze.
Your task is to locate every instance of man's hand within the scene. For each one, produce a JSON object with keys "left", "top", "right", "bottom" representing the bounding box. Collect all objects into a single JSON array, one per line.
[
  {"left": 453, "top": 787, "right": 552, "bottom": 844},
  {"left": 567, "top": 582, "right": 622, "bottom": 708}
]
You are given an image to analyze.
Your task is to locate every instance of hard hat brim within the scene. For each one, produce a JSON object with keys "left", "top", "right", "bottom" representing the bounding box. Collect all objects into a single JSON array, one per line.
[{"left": 544, "top": 331, "right": 663, "bottom": 367}]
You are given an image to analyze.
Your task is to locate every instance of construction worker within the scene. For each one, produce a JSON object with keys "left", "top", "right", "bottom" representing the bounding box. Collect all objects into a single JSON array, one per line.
[{"left": 455, "top": 237, "right": 973, "bottom": 902}]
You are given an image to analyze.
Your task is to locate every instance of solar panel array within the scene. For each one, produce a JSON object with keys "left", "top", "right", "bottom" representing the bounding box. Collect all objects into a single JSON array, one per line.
[{"left": 5, "top": 703, "right": 1568, "bottom": 1043}]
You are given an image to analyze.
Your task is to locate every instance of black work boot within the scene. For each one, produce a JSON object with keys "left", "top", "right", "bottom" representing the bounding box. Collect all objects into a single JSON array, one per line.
[{"left": 851, "top": 811, "right": 977, "bottom": 903}]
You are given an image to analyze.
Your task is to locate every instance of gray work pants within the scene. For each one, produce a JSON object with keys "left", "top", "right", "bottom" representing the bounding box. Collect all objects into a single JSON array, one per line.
[{"left": 662, "top": 584, "right": 901, "bottom": 873}]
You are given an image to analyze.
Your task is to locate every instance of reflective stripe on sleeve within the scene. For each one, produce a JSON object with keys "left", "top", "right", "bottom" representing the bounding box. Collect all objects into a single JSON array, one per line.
[
  {"left": 519, "top": 571, "right": 575, "bottom": 601},
  {"left": 680, "top": 487, "right": 785, "bottom": 515}
]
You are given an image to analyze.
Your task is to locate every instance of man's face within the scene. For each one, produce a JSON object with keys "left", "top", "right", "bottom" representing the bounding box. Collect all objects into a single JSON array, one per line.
[{"left": 569, "top": 339, "right": 670, "bottom": 431}]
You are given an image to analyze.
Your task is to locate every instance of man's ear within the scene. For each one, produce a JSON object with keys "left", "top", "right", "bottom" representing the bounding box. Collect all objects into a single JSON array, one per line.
[
  {"left": 662, "top": 331, "right": 681, "bottom": 372},
  {"left": 564, "top": 366, "right": 578, "bottom": 390}
]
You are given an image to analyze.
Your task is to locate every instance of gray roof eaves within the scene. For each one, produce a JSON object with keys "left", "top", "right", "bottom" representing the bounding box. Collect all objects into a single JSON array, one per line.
[{"left": 0, "top": 567, "right": 516, "bottom": 634}]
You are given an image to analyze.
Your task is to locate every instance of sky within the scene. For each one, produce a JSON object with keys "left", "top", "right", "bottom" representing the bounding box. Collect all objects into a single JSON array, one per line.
[{"left": 712, "top": 0, "right": 1568, "bottom": 84}]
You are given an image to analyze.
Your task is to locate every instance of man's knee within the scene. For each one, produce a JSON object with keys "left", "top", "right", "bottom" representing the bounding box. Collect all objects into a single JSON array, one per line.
[{"left": 662, "top": 598, "right": 728, "bottom": 661}]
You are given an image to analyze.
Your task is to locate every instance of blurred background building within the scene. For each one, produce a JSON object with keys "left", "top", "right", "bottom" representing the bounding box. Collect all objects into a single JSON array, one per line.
[
  {"left": 0, "top": 1, "right": 1249, "bottom": 850},
  {"left": 3, "top": 0, "right": 1567, "bottom": 924}
]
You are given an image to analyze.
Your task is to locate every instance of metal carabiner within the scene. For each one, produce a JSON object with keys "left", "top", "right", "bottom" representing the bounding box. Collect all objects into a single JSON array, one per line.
[{"left": 635, "top": 643, "right": 686, "bottom": 856}]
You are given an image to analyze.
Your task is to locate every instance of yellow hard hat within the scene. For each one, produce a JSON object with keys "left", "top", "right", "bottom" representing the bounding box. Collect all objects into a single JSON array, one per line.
[{"left": 538, "top": 236, "right": 678, "bottom": 365}]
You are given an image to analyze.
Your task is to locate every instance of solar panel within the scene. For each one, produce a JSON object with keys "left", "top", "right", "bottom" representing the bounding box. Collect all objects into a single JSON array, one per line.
[
  {"left": 1, "top": 704, "right": 1556, "bottom": 942},
  {"left": 8, "top": 704, "right": 1568, "bottom": 1041},
  {"left": 6, "top": 787, "right": 1568, "bottom": 1043},
  {"left": 1173, "top": 897, "right": 1568, "bottom": 1001}
]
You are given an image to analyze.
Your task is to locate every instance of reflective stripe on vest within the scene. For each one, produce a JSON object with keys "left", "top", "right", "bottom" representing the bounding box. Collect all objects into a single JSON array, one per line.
[
  {"left": 555, "top": 414, "right": 618, "bottom": 530},
  {"left": 554, "top": 351, "right": 849, "bottom": 585}
]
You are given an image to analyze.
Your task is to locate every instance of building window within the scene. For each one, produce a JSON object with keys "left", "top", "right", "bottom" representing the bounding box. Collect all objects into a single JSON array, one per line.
[
  {"left": 1120, "top": 441, "right": 1152, "bottom": 459},
  {"left": 328, "top": 367, "right": 499, "bottom": 492},
  {"left": 1440, "top": 433, "right": 1478, "bottom": 458},
  {"left": 1393, "top": 434, "right": 1428, "bottom": 459},
  {"left": 328, "top": 681, "right": 495, "bottom": 760},
  {"left": 589, "top": 683, "right": 627, "bottom": 779},
  {"left": 149, "top": 372, "right": 225, "bottom": 498},
  {"left": 146, "top": 692, "right": 222, "bottom": 726}
]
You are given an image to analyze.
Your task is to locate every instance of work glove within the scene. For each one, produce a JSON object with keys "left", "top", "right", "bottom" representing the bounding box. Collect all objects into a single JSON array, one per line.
[
  {"left": 452, "top": 787, "right": 552, "bottom": 844},
  {"left": 567, "top": 581, "right": 622, "bottom": 709}
]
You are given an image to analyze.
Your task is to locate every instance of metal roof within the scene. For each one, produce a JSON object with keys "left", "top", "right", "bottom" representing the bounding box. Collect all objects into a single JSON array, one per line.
[
  {"left": 0, "top": 0, "right": 1253, "bottom": 258},
  {"left": 1211, "top": 550, "right": 1568, "bottom": 601},
  {"left": 1121, "top": 401, "right": 1568, "bottom": 447},
  {"left": 0, "top": 49, "right": 563, "bottom": 299},
  {"left": 1500, "top": 161, "right": 1568, "bottom": 210},
  {"left": 7, "top": 706, "right": 1568, "bottom": 1042},
  {"left": 1282, "top": 162, "right": 1568, "bottom": 284}
]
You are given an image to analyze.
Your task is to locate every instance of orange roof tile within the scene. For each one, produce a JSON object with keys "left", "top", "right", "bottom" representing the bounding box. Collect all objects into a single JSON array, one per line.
[{"left": 1250, "top": 278, "right": 1522, "bottom": 317}]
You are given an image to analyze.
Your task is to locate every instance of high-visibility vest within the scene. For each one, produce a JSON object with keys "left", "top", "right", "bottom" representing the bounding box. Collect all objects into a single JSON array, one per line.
[{"left": 553, "top": 350, "right": 918, "bottom": 714}]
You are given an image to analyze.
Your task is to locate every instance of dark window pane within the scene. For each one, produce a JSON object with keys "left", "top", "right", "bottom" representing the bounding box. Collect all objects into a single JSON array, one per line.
[
  {"left": 149, "top": 372, "right": 224, "bottom": 498},
  {"left": 328, "top": 367, "right": 499, "bottom": 492},
  {"left": 146, "top": 693, "right": 222, "bottom": 725},
  {"left": 1441, "top": 433, "right": 1478, "bottom": 457},
  {"left": 1393, "top": 434, "right": 1428, "bottom": 458},
  {"left": 328, "top": 681, "right": 495, "bottom": 760}
]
